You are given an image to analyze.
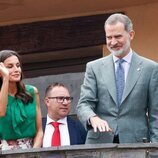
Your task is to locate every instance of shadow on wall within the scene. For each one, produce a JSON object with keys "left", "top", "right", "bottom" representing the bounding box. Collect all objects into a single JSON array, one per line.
[{"left": 23, "top": 72, "right": 85, "bottom": 117}]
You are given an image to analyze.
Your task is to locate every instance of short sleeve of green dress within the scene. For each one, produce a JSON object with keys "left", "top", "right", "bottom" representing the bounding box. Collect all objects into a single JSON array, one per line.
[{"left": 0, "top": 85, "right": 36, "bottom": 140}]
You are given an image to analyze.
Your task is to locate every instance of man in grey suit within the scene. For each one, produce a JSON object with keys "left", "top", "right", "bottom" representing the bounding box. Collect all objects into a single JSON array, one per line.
[{"left": 77, "top": 13, "right": 158, "bottom": 143}]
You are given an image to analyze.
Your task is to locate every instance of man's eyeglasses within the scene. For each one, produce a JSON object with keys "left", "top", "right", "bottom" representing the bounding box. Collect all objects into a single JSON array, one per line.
[{"left": 48, "top": 96, "right": 73, "bottom": 103}]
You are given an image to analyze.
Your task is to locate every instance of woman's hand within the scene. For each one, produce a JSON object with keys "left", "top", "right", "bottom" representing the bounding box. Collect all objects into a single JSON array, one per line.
[{"left": 0, "top": 62, "right": 9, "bottom": 79}]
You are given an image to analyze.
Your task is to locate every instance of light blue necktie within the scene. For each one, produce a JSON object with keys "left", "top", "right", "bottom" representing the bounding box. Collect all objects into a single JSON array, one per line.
[{"left": 116, "top": 59, "right": 125, "bottom": 107}]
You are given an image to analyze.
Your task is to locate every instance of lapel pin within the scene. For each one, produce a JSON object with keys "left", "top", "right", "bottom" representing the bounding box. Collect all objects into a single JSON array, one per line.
[{"left": 137, "top": 68, "right": 140, "bottom": 71}]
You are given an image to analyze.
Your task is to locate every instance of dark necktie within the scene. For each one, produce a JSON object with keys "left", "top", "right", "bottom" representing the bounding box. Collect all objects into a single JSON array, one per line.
[
  {"left": 51, "top": 122, "right": 61, "bottom": 146},
  {"left": 116, "top": 59, "right": 125, "bottom": 107}
]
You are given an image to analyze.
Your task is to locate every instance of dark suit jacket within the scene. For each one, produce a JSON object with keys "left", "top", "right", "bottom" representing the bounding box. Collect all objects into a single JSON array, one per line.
[{"left": 42, "top": 116, "right": 87, "bottom": 145}]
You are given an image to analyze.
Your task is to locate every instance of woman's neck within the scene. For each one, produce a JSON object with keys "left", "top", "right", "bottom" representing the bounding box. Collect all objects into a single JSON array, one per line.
[{"left": 8, "top": 82, "right": 17, "bottom": 96}]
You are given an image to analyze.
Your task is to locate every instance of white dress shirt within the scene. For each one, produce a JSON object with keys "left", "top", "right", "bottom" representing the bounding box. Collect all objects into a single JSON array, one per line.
[
  {"left": 113, "top": 49, "right": 133, "bottom": 83},
  {"left": 43, "top": 115, "right": 70, "bottom": 147}
]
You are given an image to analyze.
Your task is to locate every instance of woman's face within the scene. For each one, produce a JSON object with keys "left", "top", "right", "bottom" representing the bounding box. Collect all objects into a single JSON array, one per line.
[{"left": 3, "top": 55, "right": 22, "bottom": 82}]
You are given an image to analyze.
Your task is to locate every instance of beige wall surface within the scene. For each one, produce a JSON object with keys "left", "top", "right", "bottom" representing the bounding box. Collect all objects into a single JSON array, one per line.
[{"left": 104, "top": 2, "right": 158, "bottom": 62}]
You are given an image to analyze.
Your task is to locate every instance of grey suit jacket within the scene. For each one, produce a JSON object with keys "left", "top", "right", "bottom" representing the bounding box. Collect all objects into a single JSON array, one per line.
[{"left": 77, "top": 52, "right": 158, "bottom": 143}]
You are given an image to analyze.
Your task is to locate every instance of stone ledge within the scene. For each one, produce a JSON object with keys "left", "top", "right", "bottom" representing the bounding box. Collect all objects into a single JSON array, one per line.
[{"left": 1, "top": 143, "right": 158, "bottom": 158}]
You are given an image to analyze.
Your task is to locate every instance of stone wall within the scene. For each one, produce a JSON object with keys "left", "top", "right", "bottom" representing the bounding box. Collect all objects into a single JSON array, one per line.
[{"left": 24, "top": 72, "right": 85, "bottom": 117}]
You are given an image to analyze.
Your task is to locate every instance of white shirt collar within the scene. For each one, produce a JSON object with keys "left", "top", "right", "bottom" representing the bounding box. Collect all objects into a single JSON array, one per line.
[{"left": 46, "top": 114, "right": 67, "bottom": 125}]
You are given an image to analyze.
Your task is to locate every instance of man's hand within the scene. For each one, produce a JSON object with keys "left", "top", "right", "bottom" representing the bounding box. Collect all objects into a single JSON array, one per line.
[{"left": 90, "top": 116, "right": 112, "bottom": 132}]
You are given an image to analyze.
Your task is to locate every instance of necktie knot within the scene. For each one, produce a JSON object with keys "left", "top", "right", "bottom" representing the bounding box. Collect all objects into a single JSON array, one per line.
[
  {"left": 117, "top": 58, "right": 125, "bottom": 65},
  {"left": 51, "top": 122, "right": 60, "bottom": 128}
]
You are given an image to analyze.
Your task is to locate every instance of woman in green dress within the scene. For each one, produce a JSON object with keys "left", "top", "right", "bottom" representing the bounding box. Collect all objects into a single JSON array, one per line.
[{"left": 0, "top": 50, "right": 43, "bottom": 150}]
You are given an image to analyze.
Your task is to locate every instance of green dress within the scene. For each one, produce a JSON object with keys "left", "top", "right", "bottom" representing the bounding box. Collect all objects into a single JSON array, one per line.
[{"left": 0, "top": 85, "right": 36, "bottom": 140}]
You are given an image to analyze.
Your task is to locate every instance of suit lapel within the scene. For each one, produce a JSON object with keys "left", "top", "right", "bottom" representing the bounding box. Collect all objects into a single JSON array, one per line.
[
  {"left": 101, "top": 55, "right": 117, "bottom": 104},
  {"left": 42, "top": 117, "right": 47, "bottom": 132},
  {"left": 67, "top": 117, "right": 76, "bottom": 145},
  {"left": 121, "top": 52, "right": 143, "bottom": 103},
  {"left": 98, "top": 52, "right": 143, "bottom": 106}
]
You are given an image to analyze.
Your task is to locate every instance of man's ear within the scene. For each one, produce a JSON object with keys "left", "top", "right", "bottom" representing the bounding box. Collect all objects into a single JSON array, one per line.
[
  {"left": 129, "top": 30, "right": 135, "bottom": 40},
  {"left": 44, "top": 97, "right": 49, "bottom": 107}
]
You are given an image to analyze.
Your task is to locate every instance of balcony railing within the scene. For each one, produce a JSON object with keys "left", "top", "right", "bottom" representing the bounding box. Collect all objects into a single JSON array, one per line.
[{"left": 1, "top": 143, "right": 158, "bottom": 158}]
